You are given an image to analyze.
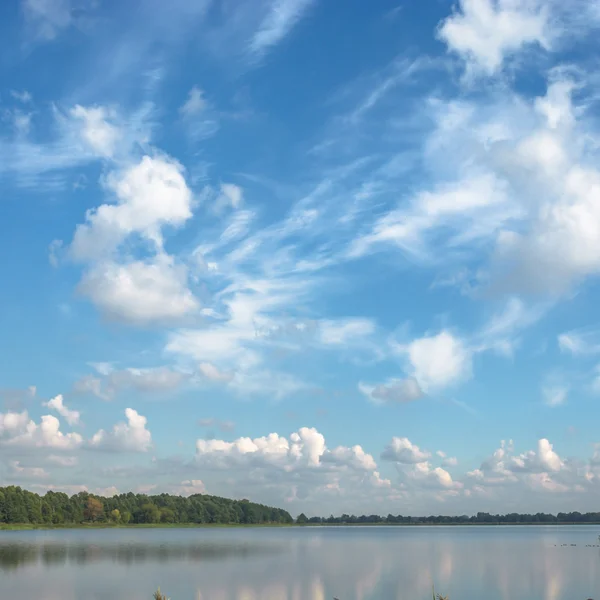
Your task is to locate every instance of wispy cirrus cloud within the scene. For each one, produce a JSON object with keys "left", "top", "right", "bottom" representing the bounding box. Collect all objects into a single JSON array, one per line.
[{"left": 248, "top": 0, "right": 317, "bottom": 60}]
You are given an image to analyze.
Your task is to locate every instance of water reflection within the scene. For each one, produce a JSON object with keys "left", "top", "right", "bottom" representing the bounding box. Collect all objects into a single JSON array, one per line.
[
  {"left": 0, "top": 540, "right": 279, "bottom": 571},
  {"left": 0, "top": 527, "right": 599, "bottom": 600}
]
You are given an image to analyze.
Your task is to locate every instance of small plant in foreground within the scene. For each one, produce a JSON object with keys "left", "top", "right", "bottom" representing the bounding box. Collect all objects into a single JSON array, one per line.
[{"left": 153, "top": 589, "right": 170, "bottom": 600}]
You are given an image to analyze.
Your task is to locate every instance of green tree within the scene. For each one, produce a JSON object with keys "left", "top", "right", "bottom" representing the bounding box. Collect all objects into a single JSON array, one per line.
[
  {"left": 160, "top": 508, "right": 175, "bottom": 523},
  {"left": 140, "top": 503, "right": 161, "bottom": 524},
  {"left": 296, "top": 513, "right": 308, "bottom": 524}
]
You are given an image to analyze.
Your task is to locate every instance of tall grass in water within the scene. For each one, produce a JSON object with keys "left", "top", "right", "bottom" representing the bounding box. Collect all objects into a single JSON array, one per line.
[{"left": 433, "top": 585, "right": 448, "bottom": 600}]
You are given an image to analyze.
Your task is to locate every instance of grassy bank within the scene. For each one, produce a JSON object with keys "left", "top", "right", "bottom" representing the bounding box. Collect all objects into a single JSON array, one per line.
[
  {"left": 0, "top": 522, "right": 296, "bottom": 531},
  {"left": 3, "top": 521, "right": 600, "bottom": 531}
]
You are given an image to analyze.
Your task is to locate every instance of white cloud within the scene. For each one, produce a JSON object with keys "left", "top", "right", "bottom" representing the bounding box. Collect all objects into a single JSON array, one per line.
[
  {"left": 399, "top": 331, "right": 472, "bottom": 392},
  {"left": 228, "top": 369, "right": 307, "bottom": 400},
  {"left": 10, "top": 460, "right": 49, "bottom": 478},
  {"left": 0, "top": 411, "right": 30, "bottom": 437},
  {"left": 10, "top": 90, "right": 33, "bottom": 103},
  {"left": 47, "top": 455, "right": 78, "bottom": 467},
  {"left": 526, "top": 472, "right": 569, "bottom": 493},
  {"left": 359, "top": 378, "right": 423, "bottom": 405},
  {"left": 178, "top": 86, "right": 219, "bottom": 140},
  {"left": 438, "top": 0, "right": 551, "bottom": 75},
  {"left": 78, "top": 256, "right": 199, "bottom": 325},
  {"left": 487, "top": 79, "right": 600, "bottom": 294},
  {"left": 90, "top": 408, "right": 152, "bottom": 452},
  {"left": 70, "top": 105, "right": 122, "bottom": 158},
  {"left": 48, "top": 239, "right": 63, "bottom": 268},
  {"left": 73, "top": 366, "right": 189, "bottom": 400},
  {"left": 196, "top": 427, "right": 325, "bottom": 468},
  {"left": 170, "top": 480, "right": 207, "bottom": 496},
  {"left": 468, "top": 439, "right": 517, "bottom": 484},
  {"left": 381, "top": 437, "right": 431, "bottom": 464},
  {"left": 43, "top": 394, "right": 81, "bottom": 425},
  {"left": 214, "top": 183, "right": 244, "bottom": 213},
  {"left": 107, "top": 367, "right": 190, "bottom": 393},
  {"left": 72, "top": 374, "right": 108, "bottom": 400},
  {"left": 198, "top": 362, "right": 234, "bottom": 383},
  {"left": 510, "top": 438, "right": 564, "bottom": 473},
  {"left": 558, "top": 329, "right": 600, "bottom": 355},
  {"left": 166, "top": 277, "right": 312, "bottom": 397},
  {"left": 353, "top": 73, "right": 600, "bottom": 298},
  {"left": 408, "top": 461, "right": 460, "bottom": 489},
  {"left": 194, "top": 426, "right": 391, "bottom": 507},
  {"left": 436, "top": 450, "right": 459, "bottom": 467},
  {"left": 70, "top": 156, "right": 193, "bottom": 261},
  {"left": 0, "top": 411, "right": 83, "bottom": 450},
  {"left": 318, "top": 318, "right": 375, "bottom": 345},
  {"left": 23, "top": 0, "right": 73, "bottom": 42},
  {"left": 249, "top": 0, "right": 316, "bottom": 59},
  {"left": 542, "top": 385, "right": 568, "bottom": 407},
  {"left": 349, "top": 173, "right": 515, "bottom": 261},
  {"left": 180, "top": 86, "right": 206, "bottom": 117},
  {"left": 322, "top": 445, "right": 378, "bottom": 471}
]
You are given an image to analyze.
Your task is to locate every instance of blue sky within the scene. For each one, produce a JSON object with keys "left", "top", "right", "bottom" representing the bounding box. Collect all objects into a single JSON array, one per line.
[{"left": 3, "top": 0, "right": 600, "bottom": 516}]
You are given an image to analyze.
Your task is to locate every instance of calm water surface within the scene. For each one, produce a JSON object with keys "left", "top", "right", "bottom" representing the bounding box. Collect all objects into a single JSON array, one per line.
[{"left": 1, "top": 526, "right": 599, "bottom": 599}]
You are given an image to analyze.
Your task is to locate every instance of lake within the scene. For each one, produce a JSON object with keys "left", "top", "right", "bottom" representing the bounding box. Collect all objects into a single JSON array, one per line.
[{"left": 0, "top": 525, "right": 599, "bottom": 599}]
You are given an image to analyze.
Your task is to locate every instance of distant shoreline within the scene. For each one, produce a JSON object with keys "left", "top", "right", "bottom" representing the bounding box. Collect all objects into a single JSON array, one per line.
[{"left": 3, "top": 521, "right": 600, "bottom": 531}]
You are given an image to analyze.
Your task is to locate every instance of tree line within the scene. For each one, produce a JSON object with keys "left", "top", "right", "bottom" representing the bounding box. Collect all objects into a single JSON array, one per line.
[
  {"left": 0, "top": 486, "right": 293, "bottom": 525},
  {"left": 296, "top": 511, "right": 600, "bottom": 524}
]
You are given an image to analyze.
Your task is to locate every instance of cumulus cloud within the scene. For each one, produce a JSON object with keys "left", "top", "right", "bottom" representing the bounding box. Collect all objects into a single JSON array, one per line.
[
  {"left": 43, "top": 394, "right": 80, "bottom": 425},
  {"left": 510, "top": 438, "right": 564, "bottom": 473},
  {"left": 359, "top": 378, "right": 423, "bottom": 405},
  {"left": 90, "top": 408, "right": 152, "bottom": 452},
  {"left": 395, "top": 331, "right": 472, "bottom": 392},
  {"left": 195, "top": 426, "right": 390, "bottom": 501},
  {"left": 465, "top": 437, "right": 570, "bottom": 501},
  {"left": 437, "top": 451, "right": 459, "bottom": 467},
  {"left": 438, "top": 0, "right": 551, "bottom": 75},
  {"left": 484, "top": 78, "right": 600, "bottom": 295},
  {"left": 381, "top": 437, "right": 431, "bottom": 464},
  {"left": 66, "top": 154, "right": 200, "bottom": 325},
  {"left": 78, "top": 256, "right": 199, "bottom": 325},
  {"left": 71, "top": 156, "right": 193, "bottom": 261},
  {"left": 0, "top": 410, "right": 82, "bottom": 450},
  {"left": 0, "top": 411, "right": 30, "bottom": 438},
  {"left": 409, "top": 461, "right": 460, "bottom": 490},
  {"left": 196, "top": 427, "right": 326, "bottom": 468}
]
